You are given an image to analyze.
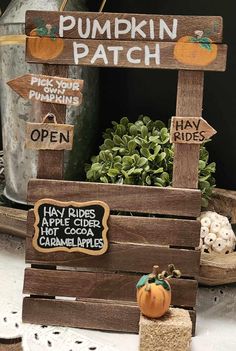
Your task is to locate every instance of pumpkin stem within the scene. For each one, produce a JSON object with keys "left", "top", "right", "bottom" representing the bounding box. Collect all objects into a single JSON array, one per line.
[
  {"left": 145, "top": 283, "right": 151, "bottom": 292},
  {"left": 151, "top": 265, "right": 159, "bottom": 277}
]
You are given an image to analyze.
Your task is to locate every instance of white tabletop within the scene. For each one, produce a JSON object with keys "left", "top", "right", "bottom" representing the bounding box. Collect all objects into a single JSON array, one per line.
[{"left": 0, "top": 234, "right": 235, "bottom": 351}]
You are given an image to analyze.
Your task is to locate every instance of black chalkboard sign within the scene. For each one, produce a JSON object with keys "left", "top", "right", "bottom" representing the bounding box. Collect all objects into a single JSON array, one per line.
[{"left": 33, "top": 199, "right": 110, "bottom": 255}]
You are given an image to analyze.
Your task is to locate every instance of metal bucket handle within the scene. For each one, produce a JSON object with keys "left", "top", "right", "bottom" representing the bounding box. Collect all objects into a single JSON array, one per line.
[{"left": 60, "top": 0, "right": 107, "bottom": 11}]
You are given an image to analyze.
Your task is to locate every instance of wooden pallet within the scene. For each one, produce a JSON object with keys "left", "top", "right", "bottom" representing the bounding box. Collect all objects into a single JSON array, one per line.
[{"left": 24, "top": 181, "right": 201, "bottom": 334}]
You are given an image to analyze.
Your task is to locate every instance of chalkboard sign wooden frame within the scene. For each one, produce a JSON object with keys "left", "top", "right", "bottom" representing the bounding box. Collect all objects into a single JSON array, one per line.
[
  {"left": 33, "top": 199, "right": 110, "bottom": 255},
  {"left": 20, "top": 8, "right": 227, "bottom": 336}
]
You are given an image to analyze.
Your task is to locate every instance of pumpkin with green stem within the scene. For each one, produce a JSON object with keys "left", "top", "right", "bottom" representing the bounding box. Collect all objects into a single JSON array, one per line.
[{"left": 136, "top": 264, "right": 181, "bottom": 318}]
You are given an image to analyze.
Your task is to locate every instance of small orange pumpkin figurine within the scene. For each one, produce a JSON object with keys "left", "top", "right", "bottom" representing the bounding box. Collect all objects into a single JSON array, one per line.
[{"left": 136, "top": 264, "right": 181, "bottom": 319}]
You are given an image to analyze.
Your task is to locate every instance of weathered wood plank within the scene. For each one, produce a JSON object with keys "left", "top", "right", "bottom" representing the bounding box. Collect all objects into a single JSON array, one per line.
[
  {"left": 36, "top": 65, "right": 68, "bottom": 179},
  {"left": 25, "top": 11, "right": 223, "bottom": 43},
  {"left": 0, "top": 207, "right": 27, "bottom": 238},
  {"left": 27, "top": 179, "right": 201, "bottom": 217},
  {"left": 26, "top": 38, "right": 227, "bottom": 72},
  {"left": 23, "top": 268, "right": 198, "bottom": 307},
  {"left": 26, "top": 122, "right": 74, "bottom": 150},
  {"left": 172, "top": 71, "right": 204, "bottom": 189},
  {"left": 25, "top": 238, "right": 200, "bottom": 277},
  {"left": 27, "top": 209, "right": 200, "bottom": 247},
  {"left": 23, "top": 297, "right": 140, "bottom": 333}
]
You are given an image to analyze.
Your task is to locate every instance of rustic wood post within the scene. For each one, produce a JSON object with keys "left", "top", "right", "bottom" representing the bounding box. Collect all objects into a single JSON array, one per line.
[{"left": 173, "top": 71, "right": 204, "bottom": 189}]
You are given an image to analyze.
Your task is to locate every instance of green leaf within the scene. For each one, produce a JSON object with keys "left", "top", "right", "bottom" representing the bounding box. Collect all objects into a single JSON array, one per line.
[
  {"left": 129, "top": 125, "right": 138, "bottom": 136},
  {"left": 200, "top": 42, "right": 212, "bottom": 51},
  {"left": 104, "top": 139, "right": 114, "bottom": 149},
  {"left": 141, "top": 126, "right": 149, "bottom": 139},
  {"left": 100, "top": 176, "right": 109, "bottom": 183},
  {"left": 155, "top": 279, "right": 170, "bottom": 291},
  {"left": 107, "top": 169, "right": 120, "bottom": 177},
  {"left": 113, "top": 135, "right": 123, "bottom": 145},
  {"left": 136, "top": 275, "right": 149, "bottom": 289},
  {"left": 128, "top": 140, "right": 137, "bottom": 153},
  {"left": 137, "top": 157, "right": 148, "bottom": 168},
  {"left": 141, "top": 148, "right": 150, "bottom": 158}
]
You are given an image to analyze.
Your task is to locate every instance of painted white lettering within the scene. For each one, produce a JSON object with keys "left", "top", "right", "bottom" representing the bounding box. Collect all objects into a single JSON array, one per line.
[
  {"left": 159, "top": 18, "right": 178, "bottom": 40},
  {"left": 59, "top": 15, "right": 76, "bottom": 37},
  {"left": 144, "top": 44, "right": 160, "bottom": 66},
  {"left": 114, "top": 18, "right": 132, "bottom": 38},
  {"left": 91, "top": 44, "right": 108, "bottom": 64},
  {"left": 107, "top": 46, "right": 123, "bottom": 65},
  {"left": 77, "top": 18, "right": 91, "bottom": 38},
  {"left": 131, "top": 17, "right": 147, "bottom": 39},
  {"left": 92, "top": 19, "right": 111, "bottom": 39},
  {"left": 127, "top": 47, "right": 142, "bottom": 64},
  {"left": 73, "top": 42, "right": 89, "bottom": 64}
]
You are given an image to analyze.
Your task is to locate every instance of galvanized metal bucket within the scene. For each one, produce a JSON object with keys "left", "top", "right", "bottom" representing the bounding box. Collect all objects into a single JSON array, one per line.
[{"left": 0, "top": 0, "right": 99, "bottom": 204}]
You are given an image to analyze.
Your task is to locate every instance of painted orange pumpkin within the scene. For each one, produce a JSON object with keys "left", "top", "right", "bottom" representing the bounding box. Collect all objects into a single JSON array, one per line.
[
  {"left": 136, "top": 266, "right": 171, "bottom": 319},
  {"left": 174, "top": 35, "right": 218, "bottom": 66},
  {"left": 28, "top": 27, "right": 64, "bottom": 61}
]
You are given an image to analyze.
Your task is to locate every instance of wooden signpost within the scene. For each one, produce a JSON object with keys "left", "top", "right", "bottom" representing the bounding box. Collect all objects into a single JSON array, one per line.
[
  {"left": 170, "top": 117, "right": 217, "bottom": 144},
  {"left": 10, "top": 9, "right": 228, "bottom": 336},
  {"left": 25, "top": 11, "right": 227, "bottom": 71},
  {"left": 8, "top": 74, "right": 83, "bottom": 106},
  {"left": 26, "top": 114, "right": 74, "bottom": 151}
]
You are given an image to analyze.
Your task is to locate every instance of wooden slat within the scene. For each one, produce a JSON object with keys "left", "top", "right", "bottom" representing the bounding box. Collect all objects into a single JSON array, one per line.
[
  {"left": 23, "top": 297, "right": 140, "bottom": 333},
  {"left": 27, "top": 179, "right": 201, "bottom": 217},
  {"left": 37, "top": 65, "right": 68, "bottom": 180},
  {"left": 23, "top": 268, "right": 198, "bottom": 307},
  {"left": 26, "top": 38, "right": 227, "bottom": 72},
  {"left": 189, "top": 310, "right": 196, "bottom": 336},
  {"left": 27, "top": 209, "right": 200, "bottom": 247},
  {"left": 25, "top": 11, "right": 223, "bottom": 43},
  {"left": 0, "top": 207, "right": 28, "bottom": 238},
  {"left": 173, "top": 71, "right": 204, "bottom": 189},
  {"left": 25, "top": 238, "right": 200, "bottom": 277}
]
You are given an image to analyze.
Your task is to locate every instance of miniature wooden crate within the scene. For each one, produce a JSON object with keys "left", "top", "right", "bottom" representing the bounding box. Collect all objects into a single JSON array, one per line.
[
  {"left": 21, "top": 9, "right": 227, "bottom": 336},
  {"left": 23, "top": 180, "right": 201, "bottom": 334}
]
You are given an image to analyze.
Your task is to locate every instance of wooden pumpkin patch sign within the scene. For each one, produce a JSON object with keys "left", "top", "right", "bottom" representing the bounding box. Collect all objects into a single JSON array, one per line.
[{"left": 7, "top": 7, "right": 228, "bottom": 335}]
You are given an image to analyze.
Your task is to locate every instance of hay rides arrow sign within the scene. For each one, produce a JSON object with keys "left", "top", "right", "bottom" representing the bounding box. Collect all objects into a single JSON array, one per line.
[
  {"left": 170, "top": 116, "right": 217, "bottom": 144},
  {"left": 33, "top": 199, "right": 110, "bottom": 255},
  {"left": 7, "top": 73, "right": 84, "bottom": 106}
]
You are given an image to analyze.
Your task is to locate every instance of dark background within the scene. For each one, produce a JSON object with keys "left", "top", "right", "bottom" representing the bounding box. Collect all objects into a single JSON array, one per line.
[{"left": 1, "top": 0, "right": 235, "bottom": 190}]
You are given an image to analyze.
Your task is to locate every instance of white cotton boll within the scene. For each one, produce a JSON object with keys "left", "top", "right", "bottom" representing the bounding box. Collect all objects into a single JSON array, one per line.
[
  {"left": 204, "top": 233, "right": 217, "bottom": 246},
  {"left": 201, "top": 244, "right": 212, "bottom": 254},
  {"left": 220, "top": 217, "right": 230, "bottom": 227},
  {"left": 201, "top": 226, "right": 209, "bottom": 238},
  {"left": 206, "top": 212, "right": 221, "bottom": 221},
  {"left": 210, "top": 221, "right": 222, "bottom": 234},
  {"left": 212, "top": 238, "right": 227, "bottom": 253},
  {"left": 201, "top": 216, "right": 211, "bottom": 228},
  {"left": 218, "top": 228, "right": 234, "bottom": 241}
]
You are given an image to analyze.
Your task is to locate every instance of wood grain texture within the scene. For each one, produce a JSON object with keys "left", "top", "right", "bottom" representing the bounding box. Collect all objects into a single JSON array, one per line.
[
  {"left": 26, "top": 38, "right": 227, "bottom": 72},
  {"left": 23, "top": 297, "right": 140, "bottom": 333},
  {"left": 23, "top": 268, "right": 198, "bottom": 307},
  {"left": 27, "top": 179, "right": 202, "bottom": 217},
  {"left": 27, "top": 209, "right": 200, "bottom": 247},
  {"left": 199, "top": 252, "right": 236, "bottom": 286},
  {"left": 25, "top": 11, "right": 223, "bottom": 43},
  {"left": 0, "top": 207, "right": 27, "bottom": 238},
  {"left": 26, "top": 122, "right": 74, "bottom": 150},
  {"left": 209, "top": 188, "right": 236, "bottom": 223},
  {"left": 25, "top": 238, "right": 200, "bottom": 277},
  {"left": 37, "top": 65, "right": 68, "bottom": 179},
  {"left": 7, "top": 74, "right": 83, "bottom": 106},
  {"left": 172, "top": 71, "right": 204, "bottom": 189}
]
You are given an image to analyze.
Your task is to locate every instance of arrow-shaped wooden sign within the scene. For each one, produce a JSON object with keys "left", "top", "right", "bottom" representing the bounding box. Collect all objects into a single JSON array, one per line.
[
  {"left": 7, "top": 74, "right": 84, "bottom": 106},
  {"left": 170, "top": 116, "right": 217, "bottom": 144}
]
